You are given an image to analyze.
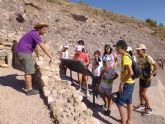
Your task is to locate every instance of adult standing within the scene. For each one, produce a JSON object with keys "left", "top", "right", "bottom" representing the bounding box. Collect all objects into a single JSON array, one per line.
[
  {"left": 16, "top": 22, "right": 52, "bottom": 96},
  {"left": 135, "top": 44, "right": 157, "bottom": 116}
]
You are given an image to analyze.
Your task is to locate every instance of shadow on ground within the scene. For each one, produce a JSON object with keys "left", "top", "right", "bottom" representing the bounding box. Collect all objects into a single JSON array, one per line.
[{"left": 0, "top": 74, "right": 26, "bottom": 94}]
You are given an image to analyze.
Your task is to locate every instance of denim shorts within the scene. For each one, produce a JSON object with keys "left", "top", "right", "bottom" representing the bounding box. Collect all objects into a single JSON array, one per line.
[{"left": 116, "top": 83, "right": 135, "bottom": 106}]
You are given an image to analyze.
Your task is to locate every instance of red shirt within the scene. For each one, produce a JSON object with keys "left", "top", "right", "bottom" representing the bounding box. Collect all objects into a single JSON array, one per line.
[{"left": 73, "top": 52, "right": 89, "bottom": 65}]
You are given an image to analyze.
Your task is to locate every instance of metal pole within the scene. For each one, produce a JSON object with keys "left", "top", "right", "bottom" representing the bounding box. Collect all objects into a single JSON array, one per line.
[{"left": 92, "top": 77, "right": 96, "bottom": 107}]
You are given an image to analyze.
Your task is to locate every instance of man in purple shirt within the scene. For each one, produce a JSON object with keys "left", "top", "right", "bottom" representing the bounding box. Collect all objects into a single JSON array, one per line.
[{"left": 16, "top": 22, "right": 52, "bottom": 96}]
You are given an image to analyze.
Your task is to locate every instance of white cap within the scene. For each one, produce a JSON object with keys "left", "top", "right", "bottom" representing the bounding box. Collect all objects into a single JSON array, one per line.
[
  {"left": 63, "top": 43, "right": 69, "bottom": 48},
  {"left": 136, "top": 44, "right": 146, "bottom": 50},
  {"left": 76, "top": 45, "right": 82, "bottom": 52},
  {"left": 126, "top": 46, "right": 132, "bottom": 52}
]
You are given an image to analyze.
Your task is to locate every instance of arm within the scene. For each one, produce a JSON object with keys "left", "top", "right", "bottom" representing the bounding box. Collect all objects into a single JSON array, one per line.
[
  {"left": 38, "top": 43, "right": 52, "bottom": 60},
  {"left": 109, "top": 73, "right": 118, "bottom": 82},
  {"left": 35, "top": 45, "right": 40, "bottom": 58},
  {"left": 147, "top": 63, "right": 157, "bottom": 81},
  {"left": 113, "top": 57, "right": 118, "bottom": 67}
]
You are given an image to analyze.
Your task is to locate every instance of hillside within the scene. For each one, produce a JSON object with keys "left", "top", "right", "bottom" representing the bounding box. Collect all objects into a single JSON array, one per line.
[{"left": 1, "top": 0, "right": 165, "bottom": 124}]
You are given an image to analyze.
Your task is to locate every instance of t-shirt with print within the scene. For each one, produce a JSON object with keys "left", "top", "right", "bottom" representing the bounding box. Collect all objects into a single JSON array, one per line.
[
  {"left": 61, "top": 51, "right": 68, "bottom": 59},
  {"left": 102, "top": 52, "right": 117, "bottom": 68},
  {"left": 92, "top": 58, "right": 103, "bottom": 77},
  {"left": 120, "top": 53, "right": 135, "bottom": 84},
  {"left": 100, "top": 67, "right": 117, "bottom": 88},
  {"left": 137, "top": 54, "right": 155, "bottom": 79},
  {"left": 16, "top": 30, "right": 42, "bottom": 54}
]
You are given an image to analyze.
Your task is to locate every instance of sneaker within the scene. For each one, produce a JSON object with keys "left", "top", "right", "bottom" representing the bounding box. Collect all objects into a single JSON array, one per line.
[
  {"left": 143, "top": 108, "right": 153, "bottom": 116},
  {"left": 135, "top": 104, "right": 145, "bottom": 111},
  {"left": 102, "top": 104, "right": 108, "bottom": 110},
  {"left": 104, "top": 110, "right": 111, "bottom": 116},
  {"left": 26, "top": 89, "right": 39, "bottom": 96},
  {"left": 86, "top": 92, "right": 90, "bottom": 97},
  {"left": 77, "top": 88, "right": 82, "bottom": 92}
]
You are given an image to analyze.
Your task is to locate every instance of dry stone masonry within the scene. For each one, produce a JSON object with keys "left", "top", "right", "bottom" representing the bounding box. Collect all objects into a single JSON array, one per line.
[{"left": 34, "top": 47, "right": 100, "bottom": 124}]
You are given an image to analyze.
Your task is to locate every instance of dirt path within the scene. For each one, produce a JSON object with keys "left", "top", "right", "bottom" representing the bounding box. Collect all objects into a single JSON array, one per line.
[
  {"left": 68, "top": 71, "right": 165, "bottom": 124},
  {"left": 0, "top": 68, "right": 54, "bottom": 124}
]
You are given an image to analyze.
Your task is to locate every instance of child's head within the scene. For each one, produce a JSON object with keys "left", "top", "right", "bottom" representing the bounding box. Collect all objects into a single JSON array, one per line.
[
  {"left": 63, "top": 44, "right": 69, "bottom": 51},
  {"left": 126, "top": 46, "right": 133, "bottom": 56},
  {"left": 76, "top": 45, "right": 82, "bottom": 54},
  {"left": 114, "top": 40, "right": 127, "bottom": 55},
  {"left": 77, "top": 40, "right": 85, "bottom": 45},
  {"left": 104, "top": 44, "right": 113, "bottom": 54},
  {"left": 94, "top": 50, "right": 101, "bottom": 58},
  {"left": 136, "top": 44, "right": 146, "bottom": 57}
]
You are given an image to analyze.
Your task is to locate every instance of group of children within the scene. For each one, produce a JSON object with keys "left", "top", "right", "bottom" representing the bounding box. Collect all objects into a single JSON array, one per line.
[{"left": 60, "top": 39, "right": 157, "bottom": 124}]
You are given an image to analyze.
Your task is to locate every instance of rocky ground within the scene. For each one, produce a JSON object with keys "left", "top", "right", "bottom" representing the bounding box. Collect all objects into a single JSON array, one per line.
[
  {"left": 1, "top": 67, "right": 165, "bottom": 124},
  {"left": 0, "top": 68, "right": 54, "bottom": 124},
  {"left": 66, "top": 70, "right": 165, "bottom": 124},
  {"left": 1, "top": 0, "right": 165, "bottom": 124}
]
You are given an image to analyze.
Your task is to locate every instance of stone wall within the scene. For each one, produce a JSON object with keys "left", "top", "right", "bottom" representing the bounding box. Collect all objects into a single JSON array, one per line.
[{"left": 34, "top": 48, "right": 100, "bottom": 124}]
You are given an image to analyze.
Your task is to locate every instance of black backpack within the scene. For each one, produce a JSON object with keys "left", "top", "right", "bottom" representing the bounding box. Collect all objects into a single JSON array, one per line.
[{"left": 128, "top": 56, "right": 141, "bottom": 79}]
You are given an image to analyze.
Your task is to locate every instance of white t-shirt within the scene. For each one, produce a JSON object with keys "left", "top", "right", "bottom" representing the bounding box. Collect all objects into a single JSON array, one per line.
[
  {"left": 100, "top": 68, "right": 117, "bottom": 88},
  {"left": 61, "top": 51, "right": 68, "bottom": 59},
  {"left": 92, "top": 58, "right": 103, "bottom": 77}
]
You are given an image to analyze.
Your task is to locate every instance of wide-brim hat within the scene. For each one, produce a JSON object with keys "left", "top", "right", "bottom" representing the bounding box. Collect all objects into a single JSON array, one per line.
[
  {"left": 34, "top": 22, "right": 49, "bottom": 29},
  {"left": 136, "top": 44, "right": 146, "bottom": 50}
]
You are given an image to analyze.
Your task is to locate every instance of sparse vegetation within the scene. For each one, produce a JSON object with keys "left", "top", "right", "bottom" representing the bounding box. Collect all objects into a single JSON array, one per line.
[
  {"left": 145, "top": 18, "right": 157, "bottom": 27},
  {"left": 47, "top": 0, "right": 165, "bottom": 40}
]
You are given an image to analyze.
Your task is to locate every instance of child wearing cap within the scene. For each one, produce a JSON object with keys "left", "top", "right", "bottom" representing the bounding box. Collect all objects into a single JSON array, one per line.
[
  {"left": 126, "top": 46, "right": 137, "bottom": 62},
  {"left": 99, "top": 55, "right": 118, "bottom": 116},
  {"left": 73, "top": 45, "right": 90, "bottom": 96},
  {"left": 60, "top": 43, "right": 69, "bottom": 75},
  {"left": 135, "top": 44, "right": 157, "bottom": 116},
  {"left": 114, "top": 40, "right": 135, "bottom": 124}
]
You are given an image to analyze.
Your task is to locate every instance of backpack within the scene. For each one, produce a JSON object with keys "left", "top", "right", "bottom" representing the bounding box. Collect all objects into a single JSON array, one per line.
[
  {"left": 142, "top": 55, "right": 156, "bottom": 78},
  {"left": 128, "top": 55, "right": 141, "bottom": 79}
]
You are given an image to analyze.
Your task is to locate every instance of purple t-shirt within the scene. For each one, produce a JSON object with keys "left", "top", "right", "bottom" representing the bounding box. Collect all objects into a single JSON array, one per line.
[{"left": 16, "top": 30, "right": 42, "bottom": 54}]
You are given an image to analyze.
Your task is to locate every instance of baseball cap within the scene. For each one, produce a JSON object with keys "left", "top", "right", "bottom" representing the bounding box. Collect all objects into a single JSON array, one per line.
[
  {"left": 126, "top": 46, "right": 132, "bottom": 52},
  {"left": 136, "top": 44, "right": 146, "bottom": 50},
  {"left": 113, "top": 40, "right": 127, "bottom": 48},
  {"left": 63, "top": 44, "right": 69, "bottom": 48}
]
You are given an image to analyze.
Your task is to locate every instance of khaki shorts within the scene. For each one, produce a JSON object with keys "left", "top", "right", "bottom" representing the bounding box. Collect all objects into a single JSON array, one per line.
[{"left": 17, "top": 53, "right": 35, "bottom": 74}]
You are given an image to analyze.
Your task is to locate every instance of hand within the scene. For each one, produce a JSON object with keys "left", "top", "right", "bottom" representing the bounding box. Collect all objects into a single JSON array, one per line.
[
  {"left": 119, "top": 83, "right": 124, "bottom": 93},
  {"left": 146, "top": 75, "right": 152, "bottom": 82},
  {"left": 49, "top": 58, "right": 52, "bottom": 64}
]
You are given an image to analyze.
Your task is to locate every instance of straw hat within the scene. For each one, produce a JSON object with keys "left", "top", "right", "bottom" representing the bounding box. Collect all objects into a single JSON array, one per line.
[
  {"left": 34, "top": 22, "right": 49, "bottom": 29},
  {"left": 136, "top": 44, "right": 146, "bottom": 50}
]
